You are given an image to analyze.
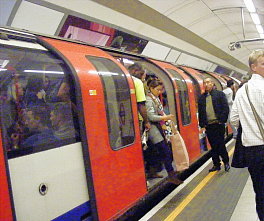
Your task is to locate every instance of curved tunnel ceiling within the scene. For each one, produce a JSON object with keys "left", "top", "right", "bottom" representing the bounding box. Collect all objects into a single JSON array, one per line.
[{"left": 92, "top": 0, "right": 264, "bottom": 72}]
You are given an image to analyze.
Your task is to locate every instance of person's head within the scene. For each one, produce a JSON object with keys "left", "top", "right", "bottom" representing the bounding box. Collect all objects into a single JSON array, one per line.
[
  {"left": 50, "top": 102, "right": 72, "bottom": 128},
  {"left": 203, "top": 78, "right": 215, "bottom": 93},
  {"left": 128, "top": 63, "right": 145, "bottom": 80},
  {"left": 226, "top": 79, "right": 234, "bottom": 88},
  {"left": 148, "top": 79, "right": 164, "bottom": 97},
  {"left": 26, "top": 76, "right": 44, "bottom": 92},
  {"left": 43, "top": 76, "right": 50, "bottom": 89},
  {"left": 57, "top": 80, "right": 70, "bottom": 101},
  {"left": 25, "top": 106, "right": 50, "bottom": 131},
  {"left": 249, "top": 49, "right": 264, "bottom": 77}
]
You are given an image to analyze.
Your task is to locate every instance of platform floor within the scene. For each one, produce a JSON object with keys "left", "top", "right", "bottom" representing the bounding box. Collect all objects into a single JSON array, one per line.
[{"left": 139, "top": 139, "right": 260, "bottom": 221}]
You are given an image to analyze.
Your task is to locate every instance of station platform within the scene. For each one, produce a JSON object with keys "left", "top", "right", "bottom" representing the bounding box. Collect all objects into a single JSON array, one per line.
[{"left": 139, "top": 139, "right": 259, "bottom": 221}]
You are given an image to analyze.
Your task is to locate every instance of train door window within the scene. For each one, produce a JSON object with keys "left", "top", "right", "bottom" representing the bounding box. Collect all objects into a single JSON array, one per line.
[
  {"left": 109, "top": 53, "right": 178, "bottom": 123},
  {"left": 180, "top": 69, "right": 201, "bottom": 110},
  {"left": 0, "top": 44, "right": 80, "bottom": 159},
  {"left": 86, "top": 56, "right": 135, "bottom": 150},
  {"left": 166, "top": 69, "right": 191, "bottom": 125}
]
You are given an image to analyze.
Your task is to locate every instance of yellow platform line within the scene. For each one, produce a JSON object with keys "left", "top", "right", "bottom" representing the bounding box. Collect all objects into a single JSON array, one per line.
[{"left": 164, "top": 146, "right": 235, "bottom": 221}]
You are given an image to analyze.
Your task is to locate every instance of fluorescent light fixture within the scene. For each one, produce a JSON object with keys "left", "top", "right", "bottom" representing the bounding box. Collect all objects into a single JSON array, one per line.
[
  {"left": 88, "top": 70, "right": 119, "bottom": 76},
  {"left": 23, "top": 70, "right": 64, "bottom": 74},
  {"left": 0, "top": 68, "right": 7, "bottom": 71},
  {"left": 122, "top": 58, "right": 134, "bottom": 64},
  {"left": 256, "top": 25, "right": 264, "bottom": 34},
  {"left": 99, "top": 72, "right": 119, "bottom": 76},
  {"left": 251, "top": 13, "right": 261, "bottom": 25},
  {"left": 0, "top": 59, "right": 9, "bottom": 68},
  {"left": 244, "top": 0, "right": 256, "bottom": 12}
]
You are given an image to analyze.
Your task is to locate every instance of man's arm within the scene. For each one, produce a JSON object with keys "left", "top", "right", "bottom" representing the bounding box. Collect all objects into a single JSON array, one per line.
[
  {"left": 220, "top": 91, "right": 229, "bottom": 123},
  {"left": 230, "top": 98, "right": 239, "bottom": 128},
  {"left": 138, "top": 102, "right": 151, "bottom": 130}
]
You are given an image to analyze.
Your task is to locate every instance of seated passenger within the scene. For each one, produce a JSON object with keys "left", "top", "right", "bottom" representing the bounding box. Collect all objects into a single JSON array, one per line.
[
  {"left": 24, "top": 76, "right": 46, "bottom": 107},
  {"left": 50, "top": 102, "right": 77, "bottom": 140},
  {"left": 2, "top": 80, "right": 26, "bottom": 150},
  {"left": 54, "top": 79, "right": 71, "bottom": 102},
  {"left": 12, "top": 105, "right": 58, "bottom": 148}
]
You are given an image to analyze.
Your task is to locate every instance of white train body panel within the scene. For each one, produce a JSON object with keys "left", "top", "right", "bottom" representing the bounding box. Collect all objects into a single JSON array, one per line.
[{"left": 8, "top": 142, "right": 89, "bottom": 221}]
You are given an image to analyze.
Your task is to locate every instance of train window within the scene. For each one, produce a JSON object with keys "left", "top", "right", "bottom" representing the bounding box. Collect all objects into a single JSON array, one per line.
[
  {"left": 86, "top": 56, "right": 135, "bottom": 150},
  {"left": 166, "top": 69, "right": 191, "bottom": 125},
  {"left": 180, "top": 69, "right": 201, "bottom": 110},
  {"left": 0, "top": 45, "right": 80, "bottom": 159},
  {"left": 200, "top": 72, "right": 222, "bottom": 90}
]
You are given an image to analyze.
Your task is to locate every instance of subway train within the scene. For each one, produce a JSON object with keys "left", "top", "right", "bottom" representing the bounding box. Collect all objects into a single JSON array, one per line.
[{"left": 0, "top": 27, "right": 238, "bottom": 221}]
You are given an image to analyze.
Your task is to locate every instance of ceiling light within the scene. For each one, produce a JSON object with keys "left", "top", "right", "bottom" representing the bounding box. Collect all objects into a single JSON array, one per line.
[
  {"left": 244, "top": 0, "right": 256, "bottom": 12},
  {"left": 256, "top": 25, "right": 264, "bottom": 34},
  {"left": 250, "top": 13, "right": 260, "bottom": 25}
]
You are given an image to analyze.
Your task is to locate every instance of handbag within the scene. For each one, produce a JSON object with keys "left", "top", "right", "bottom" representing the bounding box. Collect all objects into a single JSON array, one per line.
[
  {"left": 141, "top": 129, "right": 148, "bottom": 151},
  {"left": 169, "top": 121, "right": 190, "bottom": 171},
  {"left": 231, "top": 124, "right": 247, "bottom": 168}
]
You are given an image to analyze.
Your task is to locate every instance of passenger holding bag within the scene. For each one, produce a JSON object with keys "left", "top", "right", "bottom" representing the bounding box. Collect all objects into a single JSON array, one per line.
[{"left": 146, "top": 79, "right": 183, "bottom": 185}]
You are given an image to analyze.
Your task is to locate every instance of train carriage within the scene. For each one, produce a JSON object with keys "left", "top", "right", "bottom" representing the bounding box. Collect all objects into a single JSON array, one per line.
[{"left": 0, "top": 27, "right": 233, "bottom": 221}]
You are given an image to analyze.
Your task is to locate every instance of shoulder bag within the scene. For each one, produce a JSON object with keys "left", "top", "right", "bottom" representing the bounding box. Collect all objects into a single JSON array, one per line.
[{"left": 245, "top": 84, "right": 264, "bottom": 140}]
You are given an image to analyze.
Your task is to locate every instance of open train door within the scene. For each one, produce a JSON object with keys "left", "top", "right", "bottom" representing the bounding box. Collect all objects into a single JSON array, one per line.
[
  {"left": 43, "top": 38, "right": 147, "bottom": 221},
  {"left": 150, "top": 60, "right": 201, "bottom": 161}
]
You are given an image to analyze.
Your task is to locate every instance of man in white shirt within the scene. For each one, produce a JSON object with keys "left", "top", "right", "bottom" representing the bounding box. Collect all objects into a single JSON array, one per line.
[
  {"left": 223, "top": 79, "right": 237, "bottom": 139},
  {"left": 230, "top": 49, "right": 264, "bottom": 221}
]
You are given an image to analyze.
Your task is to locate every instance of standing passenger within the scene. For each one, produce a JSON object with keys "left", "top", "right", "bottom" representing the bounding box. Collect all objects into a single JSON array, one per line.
[
  {"left": 50, "top": 102, "right": 77, "bottom": 140},
  {"left": 230, "top": 49, "right": 264, "bottom": 221},
  {"left": 146, "top": 79, "right": 183, "bottom": 185},
  {"left": 223, "top": 79, "right": 237, "bottom": 139},
  {"left": 198, "top": 78, "right": 230, "bottom": 172},
  {"left": 128, "top": 63, "right": 151, "bottom": 133}
]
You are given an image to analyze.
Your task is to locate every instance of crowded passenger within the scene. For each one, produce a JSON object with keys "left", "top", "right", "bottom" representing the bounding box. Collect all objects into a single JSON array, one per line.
[
  {"left": 230, "top": 49, "right": 264, "bottom": 221},
  {"left": 50, "top": 102, "right": 78, "bottom": 140},
  {"left": 2, "top": 80, "right": 26, "bottom": 150},
  {"left": 145, "top": 79, "right": 183, "bottom": 185},
  {"left": 198, "top": 77, "right": 230, "bottom": 172},
  {"left": 128, "top": 63, "right": 150, "bottom": 133},
  {"left": 12, "top": 105, "right": 57, "bottom": 148},
  {"left": 24, "top": 76, "right": 46, "bottom": 107},
  {"left": 223, "top": 79, "right": 237, "bottom": 139}
]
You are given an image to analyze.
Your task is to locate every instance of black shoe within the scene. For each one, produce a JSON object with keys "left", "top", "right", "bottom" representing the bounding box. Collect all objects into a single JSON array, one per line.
[
  {"left": 209, "top": 166, "right": 221, "bottom": 172},
  {"left": 224, "top": 163, "right": 230, "bottom": 172}
]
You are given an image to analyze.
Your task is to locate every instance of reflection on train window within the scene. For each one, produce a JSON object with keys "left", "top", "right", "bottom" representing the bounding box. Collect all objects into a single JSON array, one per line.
[
  {"left": 0, "top": 45, "right": 80, "bottom": 159},
  {"left": 86, "top": 56, "right": 135, "bottom": 150},
  {"left": 180, "top": 70, "right": 201, "bottom": 110},
  {"left": 166, "top": 69, "right": 191, "bottom": 125}
]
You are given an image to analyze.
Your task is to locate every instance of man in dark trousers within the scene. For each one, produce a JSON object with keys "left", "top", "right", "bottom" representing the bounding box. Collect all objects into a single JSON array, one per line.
[
  {"left": 198, "top": 77, "right": 230, "bottom": 172},
  {"left": 231, "top": 49, "right": 264, "bottom": 221}
]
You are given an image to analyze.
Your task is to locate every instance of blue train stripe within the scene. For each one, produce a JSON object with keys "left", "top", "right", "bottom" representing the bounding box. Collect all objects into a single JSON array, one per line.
[{"left": 52, "top": 201, "right": 91, "bottom": 221}]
